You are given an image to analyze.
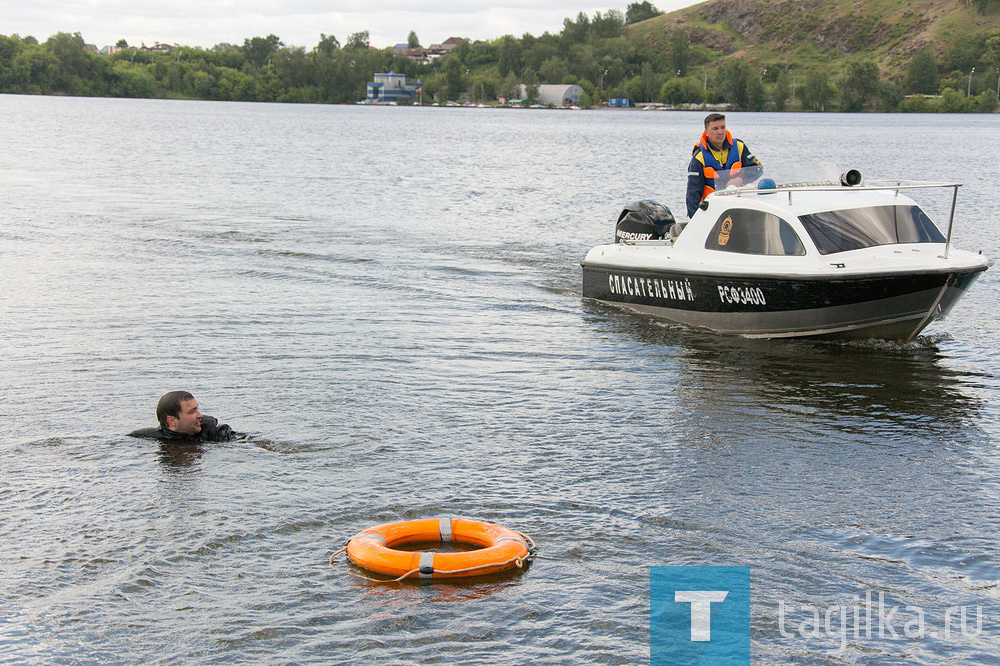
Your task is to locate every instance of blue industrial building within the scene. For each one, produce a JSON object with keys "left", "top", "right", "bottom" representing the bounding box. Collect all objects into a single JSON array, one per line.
[
  {"left": 366, "top": 72, "right": 418, "bottom": 103},
  {"left": 609, "top": 98, "right": 634, "bottom": 108}
]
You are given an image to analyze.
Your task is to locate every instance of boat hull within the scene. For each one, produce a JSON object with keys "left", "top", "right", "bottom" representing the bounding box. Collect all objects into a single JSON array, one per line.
[{"left": 580, "top": 262, "right": 986, "bottom": 340}]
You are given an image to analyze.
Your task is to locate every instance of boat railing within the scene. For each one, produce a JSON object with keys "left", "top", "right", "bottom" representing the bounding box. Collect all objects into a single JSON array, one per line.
[
  {"left": 712, "top": 179, "right": 960, "bottom": 199},
  {"left": 712, "top": 180, "right": 962, "bottom": 258}
]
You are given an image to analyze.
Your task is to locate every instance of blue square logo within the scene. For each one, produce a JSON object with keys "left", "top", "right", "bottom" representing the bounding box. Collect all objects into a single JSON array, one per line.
[{"left": 650, "top": 566, "right": 751, "bottom": 664}]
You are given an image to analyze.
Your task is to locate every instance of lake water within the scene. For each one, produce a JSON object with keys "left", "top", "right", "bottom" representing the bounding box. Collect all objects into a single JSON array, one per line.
[{"left": 1, "top": 95, "right": 998, "bottom": 664}]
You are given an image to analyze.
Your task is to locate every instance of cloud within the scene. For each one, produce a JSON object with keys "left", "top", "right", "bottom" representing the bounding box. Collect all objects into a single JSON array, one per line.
[{"left": 5, "top": 0, "right": 700, "bottom": 49}]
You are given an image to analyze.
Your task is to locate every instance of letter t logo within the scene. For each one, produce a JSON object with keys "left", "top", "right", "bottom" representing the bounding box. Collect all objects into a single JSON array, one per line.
[{"left": 675, "top": 591, "right": 729, "bottom": 641}]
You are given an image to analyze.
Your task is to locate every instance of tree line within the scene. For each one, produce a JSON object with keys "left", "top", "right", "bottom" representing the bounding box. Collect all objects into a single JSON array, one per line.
[{"left": 0, "top": 3, "right": 998, "bottom": 112}]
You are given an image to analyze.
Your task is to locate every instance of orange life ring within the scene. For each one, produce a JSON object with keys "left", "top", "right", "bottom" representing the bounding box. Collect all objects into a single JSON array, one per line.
[{"left": 346, "top": 518, "right": 532, "bottom": 579}]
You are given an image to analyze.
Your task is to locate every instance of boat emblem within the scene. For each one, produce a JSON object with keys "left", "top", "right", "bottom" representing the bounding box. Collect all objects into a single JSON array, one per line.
[{"left": 718, "top": 215, "right": 733, "bottom": 246}]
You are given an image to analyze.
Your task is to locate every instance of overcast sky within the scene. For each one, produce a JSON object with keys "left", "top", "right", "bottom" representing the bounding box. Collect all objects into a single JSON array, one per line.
[{"left": 5, "top": 1, "right": 702, "bottom": 50}]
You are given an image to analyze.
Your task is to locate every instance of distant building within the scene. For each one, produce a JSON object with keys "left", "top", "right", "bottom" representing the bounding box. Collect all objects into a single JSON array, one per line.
[
  {"left": 146, "top": 43, "right": 174, "bottom": 53},
  {"left": 403, "top": 47, "right": 429, "bottom": 64},
  {"left": 425, "top": 37, "right": 464, "bottom": 60},
  {"left": 213, "top": 43, "right": 239, "bottom": 52},
  {"left": 609, "top": 98, "right": 634, "bottom": 107},
  {"left": 366, "top": 71, "right": 418, "bottom": 103},
  {"left": 517, "top": 84, "right": 584, "bottom": 106}
]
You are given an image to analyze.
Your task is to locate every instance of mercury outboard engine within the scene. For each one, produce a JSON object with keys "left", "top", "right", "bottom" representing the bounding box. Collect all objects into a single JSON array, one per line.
[{"left": 614, "top": 200, "right": 676, "bottom": 243}]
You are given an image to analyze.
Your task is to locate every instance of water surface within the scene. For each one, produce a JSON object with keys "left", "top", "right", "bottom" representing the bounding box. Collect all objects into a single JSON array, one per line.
[{"left": 1, "top": 96, "right": 998, "bottom": 663}]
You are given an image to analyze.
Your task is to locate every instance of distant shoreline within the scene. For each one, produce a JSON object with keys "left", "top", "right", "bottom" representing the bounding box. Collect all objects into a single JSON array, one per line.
[{"left": 3, "top": 91, "right": 997, "bottom": 114}]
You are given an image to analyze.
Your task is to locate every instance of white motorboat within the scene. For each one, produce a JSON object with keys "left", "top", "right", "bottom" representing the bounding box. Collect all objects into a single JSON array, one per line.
[{"left": 581, "top": 169, "right": 992, "bottom": 341}]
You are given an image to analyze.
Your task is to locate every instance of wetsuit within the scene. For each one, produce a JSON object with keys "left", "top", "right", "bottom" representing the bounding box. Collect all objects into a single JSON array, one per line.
[
  {"left": 128, "top": 415, "right": 242, "bottom": 442},
  {"left": 686, "top": 130, "right": 761, "bottom": 218}
]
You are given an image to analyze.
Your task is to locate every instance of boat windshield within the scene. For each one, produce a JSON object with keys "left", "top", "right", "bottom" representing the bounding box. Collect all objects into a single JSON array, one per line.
[
  {"left": 799, "top": 205, "right": 946, "bottom": 255},
  {"left": 711, "top": 165, "right": 764, "bottom": 191}
]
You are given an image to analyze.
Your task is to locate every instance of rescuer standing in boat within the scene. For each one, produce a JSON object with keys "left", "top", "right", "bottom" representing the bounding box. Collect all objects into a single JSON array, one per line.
[
  {"left": 129, "top": 390, "right": 242, "bottom": 442},
  {"left": 686, "top": 113, "right": 762, "bottom": 218}
]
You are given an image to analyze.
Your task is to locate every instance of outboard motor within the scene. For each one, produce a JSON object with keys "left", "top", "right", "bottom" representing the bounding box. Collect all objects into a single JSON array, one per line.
[{"left": 614, "top": 200, "right": 676, "bottom": 243}]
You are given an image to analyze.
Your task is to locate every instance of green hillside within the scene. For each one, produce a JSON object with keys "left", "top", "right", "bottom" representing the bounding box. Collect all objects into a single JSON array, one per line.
[
  {"left": 631, "top": 0, "right": 999, "bottom": 77},
  {"left": 1, "top": 0, "right": 997, "bottom": 111}
]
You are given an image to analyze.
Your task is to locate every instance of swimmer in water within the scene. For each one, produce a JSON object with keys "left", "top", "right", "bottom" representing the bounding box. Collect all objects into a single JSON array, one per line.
[{"left": 129, "top": 391, "right": 242, "bottom": 442}]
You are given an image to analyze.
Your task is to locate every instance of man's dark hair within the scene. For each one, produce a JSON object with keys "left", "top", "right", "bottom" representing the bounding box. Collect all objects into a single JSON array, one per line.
[
  {"left": 157, "top": 391, "right": 194, "bottom": 427},
  {"left": 704, "top": 113, "right": 726, "bottom": 128}
]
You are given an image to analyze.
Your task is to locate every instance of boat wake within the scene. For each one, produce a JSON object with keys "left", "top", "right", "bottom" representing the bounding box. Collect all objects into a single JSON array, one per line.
[{"left": 839, "top": 332, "right": 952, "bottom": 351}]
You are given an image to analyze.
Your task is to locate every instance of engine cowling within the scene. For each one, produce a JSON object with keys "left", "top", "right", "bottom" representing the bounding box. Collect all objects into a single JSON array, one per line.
[{"left": 614, "top": 200, "right": 676, "bottom": 243}]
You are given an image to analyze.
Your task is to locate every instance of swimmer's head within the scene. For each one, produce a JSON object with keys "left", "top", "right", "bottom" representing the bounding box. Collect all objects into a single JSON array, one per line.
[{"left": 157, "top": 391, "right": 202, "bottom": 434}]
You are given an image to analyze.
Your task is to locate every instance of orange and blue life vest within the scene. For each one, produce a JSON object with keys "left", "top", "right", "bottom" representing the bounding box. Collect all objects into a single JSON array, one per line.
[
  {"left": 686, "top": 129, "right": 760, "bottom": 217},
  {"left": 693, "top": 129, "right": 745, "bottom": 201}
]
